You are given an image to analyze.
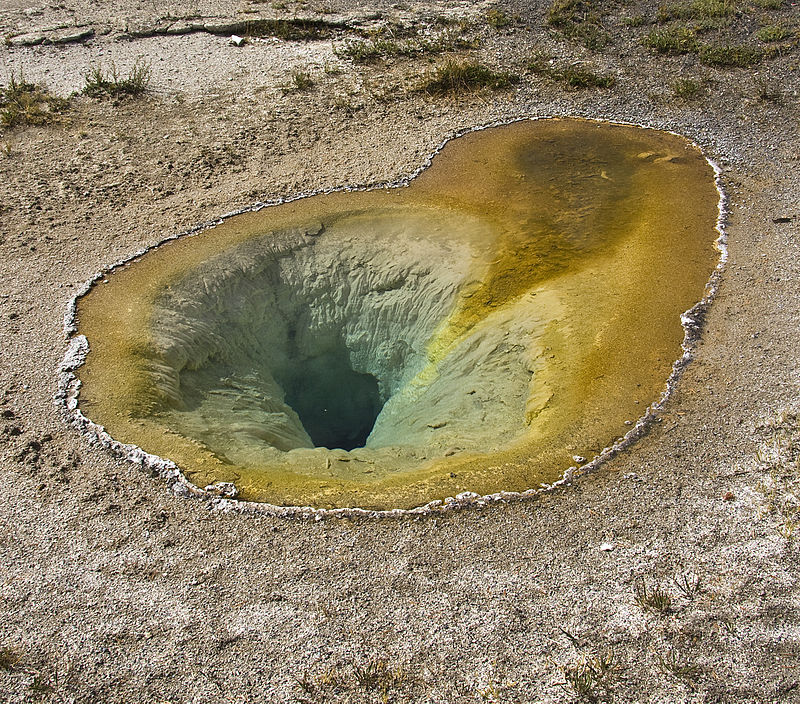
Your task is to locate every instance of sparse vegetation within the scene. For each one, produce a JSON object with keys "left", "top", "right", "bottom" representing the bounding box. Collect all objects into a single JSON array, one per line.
[
  {"left": 336, "top": 37, "right": 398, "bottom": 62},
  {"left": 29, "top": 673, "right": 53, "bottom": 695},
  {"left": 658, "top": 650, "right": 703, "bottom": 688},
  {"left": 290, "top": 70, "right": 315, "bottom": 91},
  {"left": 0, "top": 74, "right": 69, "bottom": 128},
  {"left": 528, "top": 54, "right": 615, "bottom": 88},
  {"left": 622, "top": 14, "right": 649, "bottom": 27},
  {"left": 294, "top": 656, "right": 411, "bottom": 701},
  {"left": 657, "top": 0, "right": 735, "bottom": 23},
  {"left": 699, "top": 42, "right": 764, "bottom": 66},
  {"left": 82, "top": 58, "right": 151, "bottom": 98},
  {"left": 559, "top": 64, "right": 616, "bottom": 87},
  {"left": 547, "top": 0, "right": 612, "bottom": 50},
  {"left": 0, "top": 646, "right": 23, "bottom": 671},
  {"left": 420, "top": 60, "right": 520, "bottom": 95},
  {"left": 756, "top": 24, "right": 794, "bottom": 42},
  {"left": 754, "top": 409, "right": 800, "bottom": 542},
  {"left": 352, "top": 657, "right": 406, "bottom": 694},
  {"left": 674, "top": 571, "right": 702, "bottom": 598},
  {"left": 562, "top": 661, "right": 598, "bottom": 699},
  {"left": 755, "top": 75, "right": 782, "bottom": 101},
  {"left": 643, "top": 26, "right": 698, "bottom": 54},
  {"left": 634, "top": 578, "right": 672, "bottom": 613},
  {"left": 486, "top": 8, "right": 513, "bottom": 30},
  {"left": 671, "top": 76, "right": 703, "bottom": 98},
  {"left": 335, "top": 25, "right": 478, "bottom": 64},
  {"left": 561, "top": 651, "right": 618, "bottom": 701}
]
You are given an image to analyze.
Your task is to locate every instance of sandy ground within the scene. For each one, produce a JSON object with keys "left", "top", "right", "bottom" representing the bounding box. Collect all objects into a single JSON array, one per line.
[{"left": 1, "top": 0, "right": 799, "bottom": 701}]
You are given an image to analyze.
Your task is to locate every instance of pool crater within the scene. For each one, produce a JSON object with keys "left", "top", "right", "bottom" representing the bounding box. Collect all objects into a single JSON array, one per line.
[{"left": 68, "top": 118, "right": 722, "bottom": 511}]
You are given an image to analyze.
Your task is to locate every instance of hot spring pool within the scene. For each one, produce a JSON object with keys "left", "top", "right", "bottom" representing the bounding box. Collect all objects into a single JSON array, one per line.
[{"left": 67, "top": 118, "right": 722, "bottom": 510}]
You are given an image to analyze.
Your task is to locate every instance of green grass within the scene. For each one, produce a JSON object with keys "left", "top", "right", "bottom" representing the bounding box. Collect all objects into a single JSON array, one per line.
[
  {"left": 634, "top": 579, "right": 672, "bottom": 613},
  {"left": 756, "top": 24, "right": 794, "bottom": 42},
  {"left": 657, "top": 0, "right": 736, "bottom": 22},
  {"left": 336, "top": 37, "right": 397, "bottom": 63},
  {"left": 290, "top": 69, "right": 315, "bottom": 91},
  {"left": 622, "top": 14, "right": 649, "bottom": 27},
  {"left": 0, "top": 74, "right": 69, "bottom": 128},
  {"left": 643, "top": 25, "right": 699, "bottom": 53},
  {"left": 486, "top": 8, "right": 513, "bottom": 29},
  {"left": 83, "top": 59, "right": 151, "bottom": 98},
  {"left": 420, "top": 60, "right": 520, "bottom": 95},
  {"left": 528, "top": 53, "right": 615, "bottom": 88},
  {"left": 547, "top": 0, "right": 612, "bottom": 49},
  {"left": 561, "top": 651, "right": 618, "bottom": 701},
  {"left": 561, "top": 64, "right": 615, "bottom": 87},
  {"left": 671, "top": 76, "right": 703, "bottom": 98},
  {"left": 335, "top": 25, "right": 477, "bottom": 64},
  {"left": 548, "top": 0, "right": 593, "bottom": 28},
  {"left": 699, "top": 42, "right": 764, "bottom": 65}
]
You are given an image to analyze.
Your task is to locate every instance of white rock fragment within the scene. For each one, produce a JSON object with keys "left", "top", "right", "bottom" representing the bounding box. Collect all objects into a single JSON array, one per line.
[{"left": 204, "top": 481, "right": 238, "bottom": 498}]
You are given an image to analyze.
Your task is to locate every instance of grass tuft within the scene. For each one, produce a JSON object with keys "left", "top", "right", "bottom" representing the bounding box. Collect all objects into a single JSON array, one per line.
[
  {"left": 0, "top": 646, "right": 23, "bottom": 672},
  {"left": 83, "top": 58, "right": 151, "bottom": 98},
  {"left": 634, "top": 578, "right": 672, "bottom": 613},
  {"left": 699, "top": 43, "right": 764, "bottom": 66},
  {"left": 657, "top": 0, "right": 735, "bottom": 22},
  {"left": 561, "top": 650, "right": 618, "bottom": 701},
  {"left": 658, "top": 650, "right": 703, "bottom": 689},
  {"left": 0, "top": 74, "right": 69, "bottom": 128},
  {"left": 562, "top": 661, "right": 598, "bottom": 699},
  {"left": 756, "top": 24, "right": 794, "bottom": 42},
  {"left": 674, "top": 571, "right": 702, "bottom": 598},
  {"left": 420, "top": 60, "right": 520, "bottom": 95},
  {"left": 547, "top": 0, "right": 612, "bottom": 49},
  {"left": 643, "top": 25, "right": 698, "bottom": 53},
  {"left": 560, "top": 64, "right": 615, "bottom": 87},
  {"left": 335, "top": 25, "right": 478, "bottom": 64},
  {"left": 291, "top": 70, "right": 315, "bottom": 91},
  {"left": 528, "top": 54, "right": 615, "bottom": 88},
  {"left": 486, "top": 8, "right": 514, "bottom": 30},
  {"left": 294, "top": 656, "right": 410, "bottom": 700},
  {"left": 671, "top": 77, "right": 703, "bottom": 99}
]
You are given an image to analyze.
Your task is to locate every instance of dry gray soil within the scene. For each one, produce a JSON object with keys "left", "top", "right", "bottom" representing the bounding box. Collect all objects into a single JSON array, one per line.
[{"left": 1, "top": 0, "right": 799, "bottom": 701}]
